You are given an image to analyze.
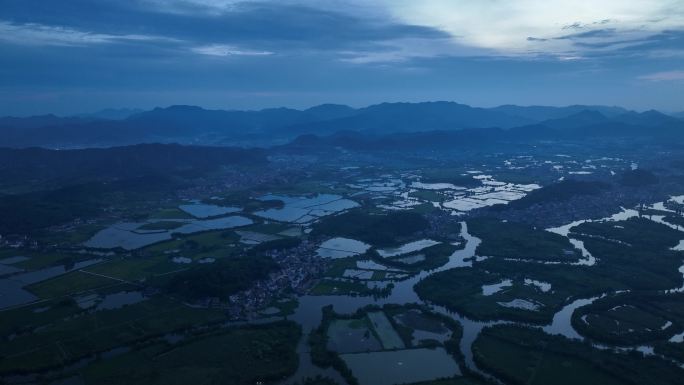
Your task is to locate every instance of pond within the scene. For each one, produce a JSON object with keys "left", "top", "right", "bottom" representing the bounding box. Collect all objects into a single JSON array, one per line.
[
  {"left": 481, "top": 279, "right": 512, "bottom": 296},
  {"left": 0, "top": 259, "right": 102, "bottom": 310},
  {"left": 178, "top": 203, "right": 240, "bottom": 218},
  {"left": 84, "top": 216, "right": 253, "bottom": 250},
  {"left": 316, "top": 237, "right": 370, "bottom": 259},
  {"left": 327, "top": 319, "right": 382, "bottom": 353},
  {"left": 340, "top": 347, "right": 461, "bottom": 385},
  {"left": 376, "top": 239, "right": 440, "bottom": 258},
  {"left": 410, "top": 181, "right": 465, "bottom": 190}
]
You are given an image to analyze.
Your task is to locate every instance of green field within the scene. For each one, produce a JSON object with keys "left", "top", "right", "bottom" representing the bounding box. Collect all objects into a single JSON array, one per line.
[
  {"left": 0, "top": 297, "right": 226, "bottom": 373},
  {"left": 81, "top": 321, "right": 301, "bottom": 385},
  {"left": 26, "top": 270, "right": 121, "bottom": 298}
]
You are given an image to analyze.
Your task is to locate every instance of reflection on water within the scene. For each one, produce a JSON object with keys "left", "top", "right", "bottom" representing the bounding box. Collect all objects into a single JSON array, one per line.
[
  {"left": 84, "top": 216, "right": 253, "bottom": 250},
  {"left": 0, "top": 259, "right": 102, "bottom": 310},
  {"left": 178, "top": 203, "right": 240, "bottom": 218},
  {"left": 316, "top": 237, "right": 370, "bottom": 259},
  {"left": 340, "top": 348, "right": 460, "bottom": 385},
  {"left": 281, "top": 223, "right": 486, "bottom": 384},
  {"left": 376, "top": 239, "right": 440, "bottom": 258},
  {"left": 254, "top": 194, "right": 359, "bottom": 223},
  {"left": 481, "top": 279, "right": 512, "bottom": 296},
  {"left": 547, "top": 207, "right": 639, "bottom": 266}
]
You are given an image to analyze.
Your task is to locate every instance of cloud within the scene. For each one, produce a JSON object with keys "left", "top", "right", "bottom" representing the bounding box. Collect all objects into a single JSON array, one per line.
[
  {"left": 638, "top": 70, "right": 684, "bottom": 81},
  {"left": 339, "top": 36, "right": 490, "bottom": 64},
  {"left": 0, "top": 21, "right": 174, "bottom": 46},
  {"left": 0, "top": 1, "right": 450, "bottom": 52},
  {"left": 0, "top": 0, "right": 682, "bottom": 115},
  {"left": 377, "top": 0, "right": 684, "bottom": 56},
  {"left": 191, "top": 44, "right": 273, "bottom": 56}
]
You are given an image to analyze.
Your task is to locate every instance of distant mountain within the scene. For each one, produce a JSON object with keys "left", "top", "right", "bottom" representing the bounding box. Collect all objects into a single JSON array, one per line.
[
  {"left": 674, "top": 112, "right": 684, "bottom": 119},
  {"left": 0, "top": 105, "right": 318, "bottom": 148},
  {"left": 304, "top": 104, "right": 357, "bottom": 120},
  {"left": 77, "top": 108, "right": 143, "bottom": 120},
  {"left": 287, "top": 114, "right": 684, "bottom": 152},
  {"left": 613, "top": 110, "right": 682, "bottom": 127},
  {"left": 284, "top": 101, "right": 534, "bottom": 136},
  {"left": 127, "top": 105, "right": 309, "bottom": 133},
  {"left": 540, "top": 110, "right": 608, "bottom": 130},
  {"left": 287, "top": 128, "right": 506, "bottom": 152},
  {"left": 0, "top": 102, "right": 679, "bottom": 148},
  {"left": 491, "top": 104, "right": 629, "bottom": 121}
]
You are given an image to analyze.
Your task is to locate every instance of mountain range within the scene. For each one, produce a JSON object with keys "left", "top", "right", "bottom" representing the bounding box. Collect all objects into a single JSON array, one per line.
[{"left": 0, "top": 102, "right": 682, "bottom": 149}]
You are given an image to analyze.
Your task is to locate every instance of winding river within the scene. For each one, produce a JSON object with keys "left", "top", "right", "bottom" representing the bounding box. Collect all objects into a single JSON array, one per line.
[
  {"left": 279, "top": 198, "right": 684, "bottom": 384},
  {"left": 7, "top": 199, "right": 684, "bottom": 385}
]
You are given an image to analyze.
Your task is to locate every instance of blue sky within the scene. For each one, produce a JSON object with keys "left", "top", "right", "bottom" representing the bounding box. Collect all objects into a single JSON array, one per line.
[{"left": 0, "top": 0, "right": 682, "bottom": 115}]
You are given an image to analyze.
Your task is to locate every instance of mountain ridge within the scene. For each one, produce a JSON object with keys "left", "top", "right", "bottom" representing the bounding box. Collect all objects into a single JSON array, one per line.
[{"left": 0, "top": 101, "right": 678, "bottom": 149}]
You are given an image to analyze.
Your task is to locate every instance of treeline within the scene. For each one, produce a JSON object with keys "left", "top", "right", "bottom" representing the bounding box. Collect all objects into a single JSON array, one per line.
[
  {"left": 468, "top": 217, "right": 576, "bottom": 261},
  {"left": 474, "top": 325, "right": 684, "bottom": 385},
  {"left": 0, "top": 175, "right": 180, "bottom": 235},
  {"left": 0, "top": 143, "right": 266, "bottom": 187},
  {"left": 572, "top": 292, "right": 684, "bottom": 346},
  {"left": 164, "top": 256, "right": 278, "bottom": 301},
  {"left": 502, "top": 179, "right": 610, "bottom": 210},
  {"left": 311, "top": 210, "right": 429, "bottom": 247}
]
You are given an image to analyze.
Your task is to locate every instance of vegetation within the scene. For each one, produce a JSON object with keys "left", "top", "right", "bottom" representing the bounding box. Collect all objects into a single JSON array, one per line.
[
  {"left": 0, "top": 176, "right": 182, "bottom": 235},
  {"left": 312, "top": 209, "right": 429, "bottom": 247},
  {"left": 619, "top": 169, "right": 659, "bottom": 187},
  {"left": 295, "top": 377, "right": 340, "bottom": 385},
  {"left": 414, "top": 267, "right": 564, "bottom": 323},
  {"left": 309, "top": 306, "right": 359, "bottom": 385},
  {"left": 26, "top": 270, "right": 121, "bottom": 298},
  {"left": 571, "top": 217, "right": 682, "bottom": 250},
  {"left": 163, "top": 255, "right": 278, "bottom": 301},
  {"left": 0, "top": 297, "right": 227, "bottom": 374},
  {"left": 572, "top": 292, "right": 684, "bottom": 345},
  {"left": 310, "top": 278, "right": 391, "bottom": 297},
  {"left": 468, "top": 218, "right": 577, "bottom": 261},
  {"left": 81, "top": 321, "right": 300, "bottom": 385},
  {"left": 373, "top": 243, "right": 459, "bottom": 271},
  {"left": 473, "top": 325, "right": 683, "bottom": 385},
  {"left": 503, "top": 179, "right": 610, "bottom": 210}
]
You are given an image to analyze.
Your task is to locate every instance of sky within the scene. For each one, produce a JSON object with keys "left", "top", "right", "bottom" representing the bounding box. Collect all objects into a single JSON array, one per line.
[{"left": 0, "top": 0, "right": 683, "bottom": 116}]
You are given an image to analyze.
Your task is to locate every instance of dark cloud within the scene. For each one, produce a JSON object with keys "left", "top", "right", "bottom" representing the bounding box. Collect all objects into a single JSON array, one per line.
[
  {"left": 0, "top": 0, "right": 449, "bottom": 52},
  {"left": 556, "top": 28, "right": 617, "bottom": 40},
  {"left": 616, "top": 30, "right": 684, "bottom": 52}
]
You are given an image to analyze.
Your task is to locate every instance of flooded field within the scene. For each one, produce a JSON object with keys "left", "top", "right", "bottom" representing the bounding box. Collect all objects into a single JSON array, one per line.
[
  {"left": 84, "top": 216, "right": 253, "bottom": 250},
  {"left": 4, "top": 153, "right": 684, "bottom": 385},
  {"left": 327, "top": 318, "right": 382, "bottom": 353},
  {"left": 0, "top": 259, "right": 102, "bottom": 309},
  {"left": 254, "top": 194, "right": 359, "bottom": 223},
  {"left": 178, "top": 202, "right": 241, "bottom": 218}
]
